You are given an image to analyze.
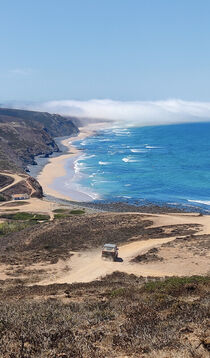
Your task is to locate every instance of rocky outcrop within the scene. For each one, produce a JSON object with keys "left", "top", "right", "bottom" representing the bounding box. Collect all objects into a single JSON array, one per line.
[{"left": 28, "top": 177, "right": 43, "bottom": 198}]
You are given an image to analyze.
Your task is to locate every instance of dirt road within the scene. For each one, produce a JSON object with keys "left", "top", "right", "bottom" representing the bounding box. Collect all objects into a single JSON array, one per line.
[
  {"left": 39, "top": 236, "right": 176, "bottom": 285},
  {"left": 34, "top": 211, "right": 210, "bottom": 285},
  {"left": 0, "top": 172, "right": 24, "bottom": 192}
]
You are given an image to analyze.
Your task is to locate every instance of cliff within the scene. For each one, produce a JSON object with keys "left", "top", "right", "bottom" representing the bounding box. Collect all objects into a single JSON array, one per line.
[{"left": 0, "top": 107, "right": 79, "bottom": 172}]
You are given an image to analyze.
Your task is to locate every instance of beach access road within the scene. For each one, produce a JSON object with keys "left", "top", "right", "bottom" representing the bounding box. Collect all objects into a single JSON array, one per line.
[
  {"left": 34, "top": 211, "right": 210, "bottom": 286},
  {"left": 43, "top": 237, "right": 175, "bottom": 285},
  {"left": 0, "top": 211, "right": 209, "bottom": 284}
]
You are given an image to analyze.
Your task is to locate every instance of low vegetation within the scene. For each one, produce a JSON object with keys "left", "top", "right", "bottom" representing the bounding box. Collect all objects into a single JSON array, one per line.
[
  {"left": 0, "top": 273, "right": 209, "bottom": 357},
  {"left": 131, "top": 247, "right": 163, "bottom": 263},
  {"left": 0, "top": 194, "right": 6, "bottom": 201},
  {"left": 70, "top": 209, "right": 85, "bottom": 215},
  {"left": 144, "top": 275, "right": 210, "bottom": 294},
  {"left": 0, "top": 174, "right": 14, "bottom": 189},
  {"left": 0, "top": 212, "right": 50, "bottom": 221},
  {"left": 54, "top": 208, "right": 85, "bottom": 219},
  {"left": 0, "top": 221, "right": 32, "bottom": 236},
  {"left": 53, "top": 208, "right": 68, "bottom": 213}
]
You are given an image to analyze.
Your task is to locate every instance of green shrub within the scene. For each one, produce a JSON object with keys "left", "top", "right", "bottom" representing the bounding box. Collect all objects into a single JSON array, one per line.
[
  {"left": 54, "top": 213, "right": 70, "bottom": 219},
  {"left": 0, "top": 212, "right": 50, "bottom": 221},
  {"left": 0, "top": 221, "right": 32, "bottom": 235},
  {"left": 110, "top": 288, "right": 126, "bottom": 297},
  {"left": 54, "top": 209, "right": 85, "bottom": 219},
  {"left": 144, "top": 276, "right": 210, "bottom": 294},
  {"left": 53, "top": 208, "right": 68, "bottom": 213},
  {"left": 0, "top": 194, "right": 6, "bottom": 202},
  {"left": 69, "top": 209, "right": 85, "bottom": 215}
]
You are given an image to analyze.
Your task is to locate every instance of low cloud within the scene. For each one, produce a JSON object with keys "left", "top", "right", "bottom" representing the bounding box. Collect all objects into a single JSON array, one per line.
[{"left": 13, "top": 99, "right": 210, "bottom": 127}]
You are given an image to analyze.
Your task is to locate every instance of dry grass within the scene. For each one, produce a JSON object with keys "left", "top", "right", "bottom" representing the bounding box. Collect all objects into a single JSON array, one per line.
[{"left": 0, "top": 274, "right": 209, "bottom": 358}]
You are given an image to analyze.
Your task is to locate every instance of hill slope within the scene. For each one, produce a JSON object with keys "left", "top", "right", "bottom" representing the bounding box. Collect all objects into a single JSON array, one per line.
[{"left": 0, "top": 107, "right": 79, "bottom": 171}]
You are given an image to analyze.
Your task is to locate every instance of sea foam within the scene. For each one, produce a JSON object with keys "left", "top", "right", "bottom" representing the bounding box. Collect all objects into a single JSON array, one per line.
[
  {"left": 122, "top": 157, "right": 138, "bottom": 163},
  {"left": 99, "top": 161, "right": 109, "bottom": 165},
  {"left": 71, "top": 123, "right": 210, "bottom": 211}
]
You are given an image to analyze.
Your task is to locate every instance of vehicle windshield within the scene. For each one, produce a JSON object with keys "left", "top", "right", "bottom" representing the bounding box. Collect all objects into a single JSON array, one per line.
[{"left": 104, "top": 245, "right": 115, "bottom": 251}]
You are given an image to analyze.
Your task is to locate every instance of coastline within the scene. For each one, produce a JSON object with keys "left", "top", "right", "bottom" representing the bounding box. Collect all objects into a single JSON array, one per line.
[
  {"left": 37, "top": 122, "right": 108, "bottom": 202},
  {"left": 34, "top": 121, "right": 210, "bottom": 214}
]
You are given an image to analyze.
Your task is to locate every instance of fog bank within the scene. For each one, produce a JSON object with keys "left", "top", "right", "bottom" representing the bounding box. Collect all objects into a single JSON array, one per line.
[{"left": 8, "top": 99, "right": 210, "bottom": 127}]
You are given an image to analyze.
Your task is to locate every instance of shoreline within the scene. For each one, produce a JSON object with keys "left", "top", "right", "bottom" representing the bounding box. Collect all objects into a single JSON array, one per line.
[
  {"left": 37, "top": 122, "right": 108, "bottom": 202},
  {"left": 35, "top": 122, "right": 209, "bottom": 214}
]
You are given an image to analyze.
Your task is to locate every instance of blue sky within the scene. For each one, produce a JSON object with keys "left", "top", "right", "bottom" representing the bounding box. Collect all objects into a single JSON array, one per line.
[{"left": 1, "top": 0, "right": 210, "bottom": 102}]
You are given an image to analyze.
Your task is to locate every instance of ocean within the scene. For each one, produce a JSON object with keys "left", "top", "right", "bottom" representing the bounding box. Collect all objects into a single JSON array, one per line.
[{"left": 51, "top": 122, "right": 210, "bottom": 211}]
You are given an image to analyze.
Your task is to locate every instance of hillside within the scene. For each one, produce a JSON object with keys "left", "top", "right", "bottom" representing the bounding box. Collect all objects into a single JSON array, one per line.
[
  {"left": 0, "top": 107, "right": 79, "bottom": 171},
  {"left": 0, "top": 210, "right": 209, "bottom": 357}
]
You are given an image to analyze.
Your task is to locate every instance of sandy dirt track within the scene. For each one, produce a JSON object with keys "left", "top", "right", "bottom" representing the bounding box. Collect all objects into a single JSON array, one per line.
[
  {"left": 39, "top": 237, "right": 182, "bottom": 285},
  {"left": 37, "top": 212, "right": 210, "bottom": 285},
  {"left": 146, "top": 212, "right": 210, "bottom": 235},
  {"left": 0, "top": 172, "right": 24, "bottom": 192},
  {"left": 0, "top": 203, "right": 209, "bottom": 284}
]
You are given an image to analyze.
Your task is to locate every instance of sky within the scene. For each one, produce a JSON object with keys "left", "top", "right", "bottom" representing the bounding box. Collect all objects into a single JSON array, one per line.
[{"left": 1, "top": 0, "right": 210, "bottom": 104}]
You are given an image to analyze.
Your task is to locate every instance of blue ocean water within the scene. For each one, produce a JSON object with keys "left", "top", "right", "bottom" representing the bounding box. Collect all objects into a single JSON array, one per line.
[{"left": 72, "top": 122, "right": 210, "bottom": 210}]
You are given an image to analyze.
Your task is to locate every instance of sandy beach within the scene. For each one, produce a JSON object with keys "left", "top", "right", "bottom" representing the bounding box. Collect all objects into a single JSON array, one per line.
[{"left": 37, "top": 122, "right": 109, "bottom": 202}]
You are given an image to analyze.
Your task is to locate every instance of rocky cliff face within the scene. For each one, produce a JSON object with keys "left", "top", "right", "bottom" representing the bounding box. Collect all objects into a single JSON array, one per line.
[{"left": 0, "top": 108, "right": 79, "bottom": 172}]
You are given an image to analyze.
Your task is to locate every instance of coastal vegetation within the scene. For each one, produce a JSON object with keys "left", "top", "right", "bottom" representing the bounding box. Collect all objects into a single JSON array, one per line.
[
  {"left": 0, "top": 174, "right": 14, "bottom": 188},
  {"left": 0, "top": 212, "right": 50, "bottom": 221},
  {"left": 0, "top": 221, "right": 32, "bottom": 236},
  {"left": 53, "top": 208, "right": 85, "bottom": 218},
  {"left": 0, "top": 273, "right": 209, "bottom": 357}
]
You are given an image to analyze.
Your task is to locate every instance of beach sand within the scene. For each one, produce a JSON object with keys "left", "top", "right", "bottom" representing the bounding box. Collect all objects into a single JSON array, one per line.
[{"left": 37, "top": 122, "right": 108, "bottom": 201}]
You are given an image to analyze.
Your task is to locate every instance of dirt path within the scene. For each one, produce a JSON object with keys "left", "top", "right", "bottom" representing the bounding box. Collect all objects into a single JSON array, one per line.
[
  {"left": 25, "top": 178, "right": 36, "bottom": 196},
  {"left": 0, "top": 172, "right": 23, "bottom": 192},
  {"left": 141, "top": 212, "right": 210, "bottom": 235},
  {"left": 33, "top": 211, "right": 210, "bottom": 285},
  {"left": 0, "top": 208, "right": 209, "bottom": 284},
  {"left": 39, "top": 236, "right": 176, "bottom": 285}
]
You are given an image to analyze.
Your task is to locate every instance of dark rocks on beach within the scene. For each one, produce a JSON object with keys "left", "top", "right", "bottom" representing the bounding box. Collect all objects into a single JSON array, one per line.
[
  {"left": 77, "top": 201, "right": 195, "bottom": 214},
  {"left": 43, "top": 192, "right": 207, "bottom": 215}
]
